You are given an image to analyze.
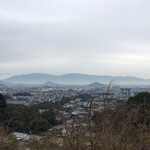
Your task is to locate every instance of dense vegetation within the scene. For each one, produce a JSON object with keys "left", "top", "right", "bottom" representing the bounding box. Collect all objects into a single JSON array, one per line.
[
  {"left": 13, "top": 92, "right": 33, "bottom": 96},
  {"left": 0, "top": 102, "right": 57, "bottom": 133},
  {"left": 0, "top": 93, "right": 7, "bottom": 108},
  {"left": 76, "top": 93, "right": 92, "bottom": 100},
  {"left": 61, "top": 96, "right": 71, "bottom": 105}
]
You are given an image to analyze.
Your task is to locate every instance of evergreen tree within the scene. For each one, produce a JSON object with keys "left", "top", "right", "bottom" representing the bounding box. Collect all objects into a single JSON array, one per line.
[{"left": 0, "top": 93, "right": 7, "bottom": 108}]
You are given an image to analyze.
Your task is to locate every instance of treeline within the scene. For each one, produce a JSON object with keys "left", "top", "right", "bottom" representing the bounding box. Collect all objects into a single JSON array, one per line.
[
  {"left": 0, "top": 102, "right": 57, "bottom": 133},
  {"left": 13, "top": 92, "right": 33, "bottom": 96}
]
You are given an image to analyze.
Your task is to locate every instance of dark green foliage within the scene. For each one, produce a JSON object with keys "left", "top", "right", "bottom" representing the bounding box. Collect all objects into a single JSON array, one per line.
[
  {"left": 76, "top": 94, "right": 91, "bottom": 100},
  {"left": 29, "top": 118, "right": 50, "bottom": 133},
  {"left": 127, "top": 92, "right": 150, "bottom": 125},
  {"left": 13, "top": 92, "right": 33, "bottom": 96},
  {"left": 38, "top": 101, "right": 54, "bottom": 109},
  {"left": 0, "top": 102, "right": 57, "bottom": 133},
  {"left": 0, "top": 93, "right": 7, "bottom": 108},
  {"left": 61, "top": 96, "right": 71, "bottom": 105},
  {"left": 127, "top": 92, "right": 150, "bottom": 107},
  {"left": 41, "top": 110, "right": 57, "bottom": 126}
]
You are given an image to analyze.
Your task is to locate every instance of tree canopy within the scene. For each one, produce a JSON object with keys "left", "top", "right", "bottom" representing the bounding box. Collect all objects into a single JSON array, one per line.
[
  {"left": 127, "top": 92, "right": 150, "bottom": 107},
  {"left": 127, "top": 92, "right": 150, "bottom": 125},
  {"left": 0, "top": 93, "right": 7, "bottom": 108},
  {"left": 0, "top": 102, "right": 57, "bottom": 133}
]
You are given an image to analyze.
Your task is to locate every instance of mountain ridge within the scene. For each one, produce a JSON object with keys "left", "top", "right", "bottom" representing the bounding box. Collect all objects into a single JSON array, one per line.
[{"left": 2, "top": 73, "right": 150, "bottom": 85}]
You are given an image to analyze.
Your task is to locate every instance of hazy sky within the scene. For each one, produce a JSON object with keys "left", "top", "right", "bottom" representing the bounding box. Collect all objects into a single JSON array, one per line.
[{"left": 0, "top": 0, "right": 150, "bottom": 78}]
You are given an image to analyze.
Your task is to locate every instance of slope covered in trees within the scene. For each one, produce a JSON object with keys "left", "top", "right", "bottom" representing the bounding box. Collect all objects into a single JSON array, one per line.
[{"left": 0, "top": 102, "right": 57, "bottom": 133}]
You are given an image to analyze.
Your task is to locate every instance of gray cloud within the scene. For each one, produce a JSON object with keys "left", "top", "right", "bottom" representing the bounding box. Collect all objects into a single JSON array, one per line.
[{"left": 0, "top": 0, "right": 150, "bottom": 78}]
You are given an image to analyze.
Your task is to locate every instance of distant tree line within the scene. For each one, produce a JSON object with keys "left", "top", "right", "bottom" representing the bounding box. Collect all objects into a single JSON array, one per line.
[{"left": 13, "top": 92, "right": 33, "bottom": 97}]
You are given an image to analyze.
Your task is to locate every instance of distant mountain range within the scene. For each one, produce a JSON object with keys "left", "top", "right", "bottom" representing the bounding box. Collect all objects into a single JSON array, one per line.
[{"left": 1, "top": 73, "right": 150, "bottom": 85}]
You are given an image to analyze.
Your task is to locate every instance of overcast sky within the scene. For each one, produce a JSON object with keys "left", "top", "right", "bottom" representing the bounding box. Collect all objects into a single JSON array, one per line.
[{"left": 0, "top": 0, "right": 150, "bottom": 79}]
